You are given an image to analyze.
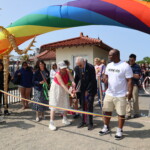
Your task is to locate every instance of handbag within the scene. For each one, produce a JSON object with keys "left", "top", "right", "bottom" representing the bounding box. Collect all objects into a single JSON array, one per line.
[{"left": 40, "top": 71, "right": 49, "bottom": 100}]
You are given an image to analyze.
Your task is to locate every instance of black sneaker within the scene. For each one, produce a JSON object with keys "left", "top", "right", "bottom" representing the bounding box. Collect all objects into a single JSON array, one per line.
[
  {"left": 73, "top": 114, "right": 80, "bottom": 119},
  {"left": 115, "top": 128, "right": 123, "bottom": 140},
  {"left": 99, "top": 125, "right": 110, "bottom": 135},
  {"left": 88, "top": 124, "right": 93, "bottom": 130},
  {"left": 133, "top": 114, "right": 141, "bottom": 118},
  {"left": 4, "top": 110, "right": 10, "bottom": 116},
  {"left": 125, "top": 115, "right": 132, "bottom": 120},
  {"left": 77, "top": 122, "right": 86, "bottom": 128}
]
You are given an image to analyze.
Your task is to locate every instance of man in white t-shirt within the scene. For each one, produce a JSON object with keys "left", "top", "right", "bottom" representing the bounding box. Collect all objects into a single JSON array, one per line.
[{"left": 99, "top": 49, "right": 133, "bottom": 140}]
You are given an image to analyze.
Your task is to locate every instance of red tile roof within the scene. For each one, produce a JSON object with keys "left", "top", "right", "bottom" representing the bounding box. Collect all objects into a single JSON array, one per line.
[
  {"left": 31, "top": 50, "right": 56, "bottom": 61},
  {"left": 38, "top": 50, "right": 56, "bottom": 60},
  {"left": 40, "top": 32, "right": 112, "bottom": 53}
]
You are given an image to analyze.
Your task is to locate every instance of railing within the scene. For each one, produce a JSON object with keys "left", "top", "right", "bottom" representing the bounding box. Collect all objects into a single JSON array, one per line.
[
  {"left": 1, "top": 87, "right": 34, "bottom": 105},
  {"left": 8, "top": 87, "right": 21, "bottom": 104}
]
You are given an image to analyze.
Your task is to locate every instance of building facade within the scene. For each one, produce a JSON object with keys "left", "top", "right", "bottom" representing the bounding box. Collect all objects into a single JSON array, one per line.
[{"left": 39, "top": 32, "right": 113, "bottom": 69}]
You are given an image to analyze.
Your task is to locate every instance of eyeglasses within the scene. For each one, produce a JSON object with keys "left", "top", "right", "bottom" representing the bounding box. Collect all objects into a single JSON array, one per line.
[
  {"left": 78, "top": 64, "right": 83, "bottom": 68},
  {"left": 129, "top": 59, "right": 135, "bottom": 62}
]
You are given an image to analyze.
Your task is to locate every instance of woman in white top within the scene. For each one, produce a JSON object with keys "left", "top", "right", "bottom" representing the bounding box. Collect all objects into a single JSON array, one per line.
[
  {"left": 94, "top": 58, "right": 106, "bottom": 108},
  {"left": 94, "top": 58, "right": 102, "bottom": 79},
  {"left": 50, "top": 63, "right": 58, "bottom": 83}
]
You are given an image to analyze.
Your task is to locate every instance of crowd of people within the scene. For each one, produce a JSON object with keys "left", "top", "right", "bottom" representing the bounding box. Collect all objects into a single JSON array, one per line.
[{"left": 0, "top": 49, "right": 150, "bottom": 140}]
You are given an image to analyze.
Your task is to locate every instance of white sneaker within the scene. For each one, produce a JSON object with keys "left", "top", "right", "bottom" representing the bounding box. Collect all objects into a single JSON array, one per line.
[
  {"left": 49, "top": 122, "right": 57, "bottom": 131},
  {"left": 36, "top": 117, "right": 40, "bottom": 122},
  {"left": 115, "top": 128, "right": 123, "bottom": 140},
  {"left": 62, "top": 118, "right": 71, "bottom": 125},
  {"left": 99, "top": 125, "right": 110, "bottom": 135}
]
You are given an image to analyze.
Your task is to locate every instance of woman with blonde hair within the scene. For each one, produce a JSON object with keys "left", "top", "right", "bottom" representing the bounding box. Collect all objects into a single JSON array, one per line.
[
  {"left": 94, "top": 58, "right": 106, "bottom": 108},
  {"left": 94, "top": 58, "right": 101, "bottom": 79}
]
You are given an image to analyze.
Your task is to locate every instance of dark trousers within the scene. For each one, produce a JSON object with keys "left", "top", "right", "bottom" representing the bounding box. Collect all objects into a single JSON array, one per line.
[
  {"left": 0, "top": 92, "right": 8, "bottom": 109},
  {"left": 0, "top": 92, "right": 4, "bottom": 108},
  {"left": 80, "top": 92, "right": 94, "bottom": 125}
]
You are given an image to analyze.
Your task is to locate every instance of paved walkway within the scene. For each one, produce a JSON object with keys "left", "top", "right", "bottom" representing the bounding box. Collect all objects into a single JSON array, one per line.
[{"left": 0, "top": 95, "right": 150, "bottom": 150}]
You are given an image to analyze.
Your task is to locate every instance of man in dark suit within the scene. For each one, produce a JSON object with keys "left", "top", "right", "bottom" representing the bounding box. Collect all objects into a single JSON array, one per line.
[{"left": 74, "top": 57, "right": 97, "bottom": 130}]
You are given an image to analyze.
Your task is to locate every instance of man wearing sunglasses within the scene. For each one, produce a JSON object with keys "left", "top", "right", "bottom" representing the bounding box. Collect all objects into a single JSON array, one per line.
[{"left": 74, "top": 57, "right": 97, "bottom": 130}]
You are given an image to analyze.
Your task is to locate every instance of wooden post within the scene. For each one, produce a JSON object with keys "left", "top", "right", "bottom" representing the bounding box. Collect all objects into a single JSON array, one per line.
[{"left": 2, "top": 55, "right": 9, "bottom": 110}]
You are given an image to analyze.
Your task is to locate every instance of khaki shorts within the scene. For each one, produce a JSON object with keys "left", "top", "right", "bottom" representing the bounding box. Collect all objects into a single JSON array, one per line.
[{"left": 103, "top": 95, "right": 127, "bottom": 116}]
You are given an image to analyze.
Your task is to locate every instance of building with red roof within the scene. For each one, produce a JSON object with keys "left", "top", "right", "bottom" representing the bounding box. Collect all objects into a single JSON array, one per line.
[{"left": 36, "top": 32, "right": 113, "bottom": 68}]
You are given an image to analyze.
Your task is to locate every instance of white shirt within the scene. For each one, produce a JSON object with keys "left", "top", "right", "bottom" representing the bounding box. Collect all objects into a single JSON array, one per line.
[
  {"left": 105, "top": 61, "right": 133, "bottom": 97},
  {"left": 50, "top": 69, "right": 57, "bottom": 81},
  {"left": 95, "top": 64, "right": 106, "bottom": 79}
]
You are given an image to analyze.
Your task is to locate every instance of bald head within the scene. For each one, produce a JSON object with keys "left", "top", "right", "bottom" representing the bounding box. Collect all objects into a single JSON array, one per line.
[
  {"left": 109, "top": 49, "right": 120, "bottom": 63},
  {"left": 76, "top": 57, "right": 84, "bottom": 64},
  {"left": 76, "top": 57, "right": 85, "bottom": 68}
]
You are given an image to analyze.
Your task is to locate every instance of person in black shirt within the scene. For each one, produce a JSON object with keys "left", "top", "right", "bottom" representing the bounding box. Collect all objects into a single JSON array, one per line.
[{"left": 126, "top": 54, "right": 141, "bottom": 119}]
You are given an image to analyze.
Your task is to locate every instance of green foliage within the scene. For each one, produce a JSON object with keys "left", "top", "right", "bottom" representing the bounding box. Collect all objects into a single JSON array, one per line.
[
  {"left": 20, "top": 54, "right": 29, "bottom": 62},
  {"left": 142, "top": 0, "right": 150, "bottom": 2},
  {"left": 137, "top": 57, "right": 150, "bottom": 64}
]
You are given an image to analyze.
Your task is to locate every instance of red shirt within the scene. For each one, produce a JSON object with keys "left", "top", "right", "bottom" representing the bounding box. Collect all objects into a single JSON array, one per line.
[{"left": 54, "top": 71, "right": 69, "bottom": 85}]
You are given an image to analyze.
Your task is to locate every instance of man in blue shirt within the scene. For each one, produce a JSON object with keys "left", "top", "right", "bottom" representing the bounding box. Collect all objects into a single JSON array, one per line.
[{"left": 126, "top": 54, "right": 141, "bottom": 119}]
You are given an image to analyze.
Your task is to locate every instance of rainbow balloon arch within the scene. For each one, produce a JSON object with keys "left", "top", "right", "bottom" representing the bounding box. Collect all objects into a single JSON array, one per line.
[{"left": 0, "top": 0, "right": 150, "bottom": 108}]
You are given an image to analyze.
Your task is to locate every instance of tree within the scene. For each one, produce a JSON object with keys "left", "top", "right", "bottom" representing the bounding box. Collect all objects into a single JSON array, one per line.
[
  {"left": 142, "top": 0, "right": 150, "bottom": 2},
  {"left": 137, "top": 57, "right": 150, "bottom": 64},
  {"left": 20, "top": 54, "right": 29, "bottom": 62}
]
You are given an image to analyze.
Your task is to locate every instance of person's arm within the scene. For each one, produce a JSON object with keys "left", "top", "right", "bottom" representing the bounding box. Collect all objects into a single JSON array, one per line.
[
  {"left": 56, "top": 74, "right": 72, "bottom": 96},
  {"left": 102, "top": 65, "right": 108, "bottom": 84},
  {"left": 74, "top": 67, "right": 79, "bottom": 86},
  {"left": 33, "top": 72, "right": 44, "bottom": 86},
  {"left": 46, "top": 71, "right": 50, "bottom": 86},
  {"left": 125, "top": 64, "right": 134, "bottom": 100},
  {"left": 133, "top": 65, "right": 141, "bottom": 79},
  {"left": 133, "top": 74, "right": 140, "bottom": 79},
  {"left": 103, "top": 74, "right": 108, "bottom": 84},
  {"left": 126, "top": 78, "right": 133, "bottom": 100},
  {"left": 67, "top": 69, "right": 76, "bottom": 88}
]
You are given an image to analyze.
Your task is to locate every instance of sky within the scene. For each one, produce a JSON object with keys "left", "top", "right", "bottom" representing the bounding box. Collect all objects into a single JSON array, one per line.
[{"left": 0, "top": 0, "right": 150, "bottom": 61}]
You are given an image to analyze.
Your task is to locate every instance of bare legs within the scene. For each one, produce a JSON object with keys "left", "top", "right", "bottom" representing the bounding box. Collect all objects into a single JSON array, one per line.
[
  {"left": 50, "top": 110, "right": 55, "bottom": 121},
  {"left": 118, "top": 115, "right": 125, "bottom": 129},
  {"left": 50, "top": 110, "right": 68, "bottom": 121},
  {"left": 20, "top": 87, "right": 32, "bottom": 109},
  {"left": 25, "top": 88, "right": 32, "bottom": 108},
  {"left": 103, "top": 112, "right": 125, "bottom": 129},
  {"left": 36, "top": 111, "right": 39, "bottom": 119},
  {"left": 20, "top": 87, "right": 26, "bottom": 109},
  {"left": 103, "top": 112, "right": 112, "bottom": 127}
]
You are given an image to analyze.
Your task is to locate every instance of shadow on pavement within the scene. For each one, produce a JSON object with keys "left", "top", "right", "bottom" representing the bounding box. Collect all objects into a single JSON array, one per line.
[
  {"left": 125, "top": 129, "right": 150, "bottom": 139},
  {"left": 0, "top": 121, "right": 35, "bottom": 129}
]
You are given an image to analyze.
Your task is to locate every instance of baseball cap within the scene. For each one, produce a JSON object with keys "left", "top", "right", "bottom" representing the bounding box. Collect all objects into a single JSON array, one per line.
[{"left": 58, "top": 61, "right": 67, "bottom": 69}]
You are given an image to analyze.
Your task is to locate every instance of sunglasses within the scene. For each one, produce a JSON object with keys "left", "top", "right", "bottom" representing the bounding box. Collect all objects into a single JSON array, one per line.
[{"left": 78, "top": 64, "right": 83, "bottom": 68}]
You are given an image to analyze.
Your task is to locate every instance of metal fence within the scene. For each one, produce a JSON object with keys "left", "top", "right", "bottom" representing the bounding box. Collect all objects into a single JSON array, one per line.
[
  {"left": 1, "top": 87, "right": 34, "bottom": 105},
  {"left": 0, "top": 87, "right": 21, "bottom": 105},
  {"left": 8, "top": 87, "right": 21, "bottom": 104}
]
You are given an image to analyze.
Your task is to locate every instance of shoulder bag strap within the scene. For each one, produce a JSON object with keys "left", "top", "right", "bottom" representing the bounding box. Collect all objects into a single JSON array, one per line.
[{"left": 40, "top": 71, "right": 48, "bottom": 85}]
